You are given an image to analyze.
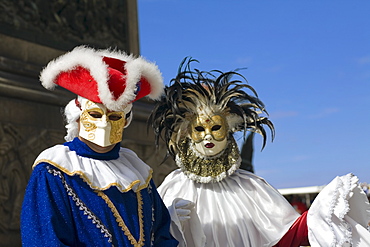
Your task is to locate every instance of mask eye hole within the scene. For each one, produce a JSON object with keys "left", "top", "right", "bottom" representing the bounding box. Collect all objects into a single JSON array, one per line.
[
  {"left": 89, "top": 111, "right": 102, "bottom": 118},
  {"left": 212, "top": 125, "right": 221, "bottom": 131},
  {"left": 195, "top": 126, "right": 205, "bottom": 132},
  {"left": 108, "top": 114, "right": 122, "bottom": 121}
]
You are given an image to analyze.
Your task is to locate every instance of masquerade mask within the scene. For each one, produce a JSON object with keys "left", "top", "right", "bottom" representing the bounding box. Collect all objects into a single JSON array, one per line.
[
  {"left": 150, "top": 58, "right": 275, "bottom": 182},
  {"left": 78, "top": 98, "right": 132, "bottom": 147},
  {"left": 189, "top": 114, "right": 228, "bottom": 156}
]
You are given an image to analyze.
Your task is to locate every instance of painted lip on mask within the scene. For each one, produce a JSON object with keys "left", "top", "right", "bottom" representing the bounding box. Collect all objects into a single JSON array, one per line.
[{"left": 205, "top": 143, "right": 215, "bottom": 148}]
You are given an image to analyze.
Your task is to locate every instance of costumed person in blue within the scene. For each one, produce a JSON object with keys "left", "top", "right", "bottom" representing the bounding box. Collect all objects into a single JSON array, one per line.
[
  {"left": 149, "top": 58, "right": 370, "bottom": 247},
  {"left": 21, "top": 46, "right": 178, "bottom": 247}
]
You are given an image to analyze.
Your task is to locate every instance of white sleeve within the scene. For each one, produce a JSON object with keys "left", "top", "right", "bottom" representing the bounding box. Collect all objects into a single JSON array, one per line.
[{"left": 307, "top": 173, "right": 370, "bottom": 247}]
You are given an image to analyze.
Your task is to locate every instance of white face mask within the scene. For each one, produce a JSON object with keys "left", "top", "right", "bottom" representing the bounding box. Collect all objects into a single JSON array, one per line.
[
  {"left": 78, "top": 98, "right": 132, "bottom": 147},
  {"left": 194, "top": 137, "right": 228, "bottom": 156}
]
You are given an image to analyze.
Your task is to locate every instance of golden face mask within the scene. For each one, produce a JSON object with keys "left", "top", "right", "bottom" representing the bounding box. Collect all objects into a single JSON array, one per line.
[
  {"left": 190, "top": 114, "right": 228, "bottom": 143},
  {"left": 79, "top": 99, "right": 126, "bottom": 147}
]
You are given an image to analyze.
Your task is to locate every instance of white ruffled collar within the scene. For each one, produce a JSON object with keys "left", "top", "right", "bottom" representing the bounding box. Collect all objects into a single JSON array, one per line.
[{"left": 33, "top": 144, "right": 152, "bottom": 192}]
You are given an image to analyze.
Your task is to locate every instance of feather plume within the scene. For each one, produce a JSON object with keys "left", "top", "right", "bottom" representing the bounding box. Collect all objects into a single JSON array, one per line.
[{"left": 148, "top": 57, "right": 274, "bottom": 159}]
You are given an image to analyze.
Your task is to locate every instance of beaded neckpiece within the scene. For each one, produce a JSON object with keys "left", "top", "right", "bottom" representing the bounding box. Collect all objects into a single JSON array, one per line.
[{"left": 176, "top": 137, "right": 241, "bottom": 183}]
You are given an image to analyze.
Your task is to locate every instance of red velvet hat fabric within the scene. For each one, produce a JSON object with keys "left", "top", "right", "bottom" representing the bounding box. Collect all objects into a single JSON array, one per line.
[{"left": 55, "top": 66, "right": 103, "bottom": 103}]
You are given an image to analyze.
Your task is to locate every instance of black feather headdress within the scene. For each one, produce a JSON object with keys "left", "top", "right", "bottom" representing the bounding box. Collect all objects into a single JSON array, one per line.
[{"left": 149, "top": 57, "right": 274, "bottom": 160}]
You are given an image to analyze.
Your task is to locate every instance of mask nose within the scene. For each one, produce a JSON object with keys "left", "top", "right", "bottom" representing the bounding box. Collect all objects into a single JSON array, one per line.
[
  {"left": 96, "top": 115, "right": 108, "bottom": 128},
  {"left": 204, "top": 134, "right": 213, "bottom": 141}
]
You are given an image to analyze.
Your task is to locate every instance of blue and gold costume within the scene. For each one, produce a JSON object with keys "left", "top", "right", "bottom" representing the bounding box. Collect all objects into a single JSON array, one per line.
[{"left": 21, "top": 137, "right": 178, "bottom": 247}]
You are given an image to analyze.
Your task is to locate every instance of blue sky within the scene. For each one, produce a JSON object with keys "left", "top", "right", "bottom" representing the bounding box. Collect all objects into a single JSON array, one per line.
[{"left": 137, "top": 0, "right": 370, "bottom": 189}]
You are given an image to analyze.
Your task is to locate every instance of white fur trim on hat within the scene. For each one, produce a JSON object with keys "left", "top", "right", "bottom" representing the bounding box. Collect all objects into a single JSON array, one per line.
[{"left": 40, "top": 46, "right": 164, "bottom": 111}]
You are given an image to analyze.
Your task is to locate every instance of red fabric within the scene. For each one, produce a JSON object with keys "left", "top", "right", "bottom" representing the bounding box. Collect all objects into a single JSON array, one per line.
[
  {"left": 102, "top": 56, "right": 128, "bottom": 100},
  {"left": 56, "top": 66, "right": 102, "bottom": 103},
  {"left": 106, "top": 67, "right": 127, "bottom": 100},
  {"left": 102, "top": 56, "right": 127, "bottom": 75},
  {"left": 55, "top": 56, "right": 152, "bottom": 104},
  {"left": 134, "top": 77, "right": 151, "bottom": 101},
  {"left": 291, "top": 201, "right": 308, "bottom": 214},
  {"left": 102, "top": 56, "right": 152, "bottom": 102},
  {"left": 273, "top": 211, "right": 310, "bottom": 247},
  {"left": 56, "top": 57, "right": 130, "bottom": 103}
]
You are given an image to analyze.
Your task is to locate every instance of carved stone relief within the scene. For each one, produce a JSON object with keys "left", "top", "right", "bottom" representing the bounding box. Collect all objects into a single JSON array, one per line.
[
  {"left": 0, "top": 124, "right": 64, "bottom": 229},
  {"left": 0, "top": 124, "right": 26, "bottom": 234},
  {"left": 0, "top": 86, "right": 68, "bottom": 246},
  {"left": 0, "top": 0, "right": 134, "bottom": 51}
]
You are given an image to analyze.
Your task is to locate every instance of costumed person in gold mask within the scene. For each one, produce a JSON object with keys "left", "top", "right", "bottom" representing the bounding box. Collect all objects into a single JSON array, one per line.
[
  {"left": 21, "top": 46, "right": 178, "bottom": 247},
  {"left": 149, "top": 58, "right": 370, "bottom": 247}
]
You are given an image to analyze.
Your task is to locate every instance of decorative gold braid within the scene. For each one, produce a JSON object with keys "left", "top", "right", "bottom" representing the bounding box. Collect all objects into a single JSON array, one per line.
[
  {"left": 97, "top": 191, "right": 145, "bottom": 247},
  {"left": 34, "top": 159, "right": 153, "bottom": 193}
]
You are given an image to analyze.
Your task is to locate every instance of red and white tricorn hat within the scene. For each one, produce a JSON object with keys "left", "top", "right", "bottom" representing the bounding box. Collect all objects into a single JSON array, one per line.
[{"left": 40, "top": 46, "right": 164, "bottom": 111}]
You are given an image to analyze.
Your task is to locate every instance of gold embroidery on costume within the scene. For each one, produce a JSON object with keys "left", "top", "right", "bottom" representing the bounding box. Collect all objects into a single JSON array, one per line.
[
  {"left": 47, "top": 166, "right": 114, "bottom": 244},
  {"left": 97, "top": 191, "right": 145, "bottom": 247},
  {"left": 33, "top": 159, "right": 153, "bottom": 193}
]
